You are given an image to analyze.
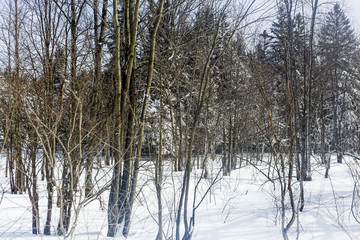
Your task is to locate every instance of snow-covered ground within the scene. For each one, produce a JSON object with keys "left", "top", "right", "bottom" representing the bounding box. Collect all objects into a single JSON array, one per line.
[{"left": 1, "top": 155, "right": 360, "bottom": 240}]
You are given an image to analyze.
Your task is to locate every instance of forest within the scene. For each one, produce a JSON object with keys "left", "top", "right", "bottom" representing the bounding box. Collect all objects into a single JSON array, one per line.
[{"left": 0, "top": 0, "right": 360, "bottom": 239}]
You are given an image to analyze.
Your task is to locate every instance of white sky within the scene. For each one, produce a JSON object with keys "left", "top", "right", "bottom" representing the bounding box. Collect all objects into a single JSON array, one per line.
[
  {"left": 244, "top": 0, "right": 360, "bottom": 42},
  {"left": 345, "top": 0, "right": 360, "bottom": 34}
]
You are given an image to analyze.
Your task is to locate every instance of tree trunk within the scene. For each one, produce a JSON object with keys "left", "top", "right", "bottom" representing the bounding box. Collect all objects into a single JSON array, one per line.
[
  {"left": 156, "top": 81, "right": 164, "bottom": 240},
  {"left": 122, "top": 1, "right": 165, "bottom": 236},
  {"left": 107, "top": 0, "right": 123, "bottom": 236},
  {"left": 27, "top": 134, "right": 40, "bottom": 234},
  {"left": 227, "top": 112, "right": 233, "bottom": 175},
  {"left": 85, "top": 158, "right": 93, "bottom": 197},
  {"left": 44, "top": 155, "right": 54, "bottom": 235},
  {"left": 58, "top": 0, "right": 84, "bottom": 235}
]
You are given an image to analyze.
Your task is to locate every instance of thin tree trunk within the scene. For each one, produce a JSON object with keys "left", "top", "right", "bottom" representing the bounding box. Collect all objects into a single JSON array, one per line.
[
  {"left": 122, "top": 1, "right": 165, "bottom": 236},
  {"left": 282, "top": 3, "right": 297, "bottom": 234},
  {"left": 175, "top": 6, "right": 229, "bottom": 237},
  {"left": 222, "top": 119, "right": 227, "bottom": 175},
  {"left": 14, "top": 0, "right": 25, "bottom": 195},
  {"left": 5, "top": 142, "right": 9, "bottom": 178},
  {"left": 117, "top": 0, "right": 141, "bottom": 226},
  {"left": 156, "top": 80, "right": 164, "bottom": 240},
  {"left": 118, "top": 58, "right": 137, "bottom": 225},
  {"left": 107, "top": 0, "right": 123, "bottom": 236},
  {"left": 176, "top": 77, "right": 183, "bottom": 171},
  {"left": 44, "top": 155, "right": 54, "bottom": 235},
  {"left": 58, "top": 0, "right": 85, "bottom": 234},
  {"left": 85, "top": 158, "right": 93, "bottom": 197},
  {"left": 227, "top": 112, "right": 232, "bottom": 175},
  {"left": 27, "top": 134, "right": 40, "bottom": 234},
  {"left": 304, "top": 0, "right": 319, "bottom": 181}
]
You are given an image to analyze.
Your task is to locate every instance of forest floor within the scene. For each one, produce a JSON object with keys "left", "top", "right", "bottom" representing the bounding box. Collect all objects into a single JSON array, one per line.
[{"left": 0, "top": 154, "right": 360, "bottom": 240}]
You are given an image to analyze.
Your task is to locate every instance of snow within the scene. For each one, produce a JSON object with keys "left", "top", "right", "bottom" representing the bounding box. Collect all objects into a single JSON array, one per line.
[{"left": 1, "top": 155, "right": 360, "bottom": 240}]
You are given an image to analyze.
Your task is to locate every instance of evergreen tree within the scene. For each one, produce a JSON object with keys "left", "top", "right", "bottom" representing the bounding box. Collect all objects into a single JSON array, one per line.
[{"left": 318, "top": 3, "right": 358, "bottom": 163}]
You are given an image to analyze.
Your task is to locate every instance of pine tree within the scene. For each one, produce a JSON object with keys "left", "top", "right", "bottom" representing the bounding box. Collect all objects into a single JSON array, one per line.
[{"left": 318, "top": 3, "right": 357, "bottom": 164}]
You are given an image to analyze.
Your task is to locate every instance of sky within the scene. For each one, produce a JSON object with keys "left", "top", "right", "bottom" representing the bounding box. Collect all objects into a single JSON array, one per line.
[
  {"left": 243, "top": 0, "right": 360, "bottom": 45},
  {"left": 342, "top": 0, "right": 360, "bottom": 33}
]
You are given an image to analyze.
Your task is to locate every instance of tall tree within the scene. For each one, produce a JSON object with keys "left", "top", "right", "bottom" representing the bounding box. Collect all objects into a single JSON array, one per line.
[
  {"left": 107, "top": 0, "right": 123, "bottom": 236},
  {"left": 318, "top": 3, "right": 357, "bottom": 165}
]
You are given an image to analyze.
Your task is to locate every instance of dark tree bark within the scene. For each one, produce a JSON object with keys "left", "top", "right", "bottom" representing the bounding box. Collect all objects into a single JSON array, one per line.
[
  {"left": 107, "top": 0, "right": 122, "bottom": 236},
  {"left": 122, "top": 0, "right": 165, "bottom": 236}
]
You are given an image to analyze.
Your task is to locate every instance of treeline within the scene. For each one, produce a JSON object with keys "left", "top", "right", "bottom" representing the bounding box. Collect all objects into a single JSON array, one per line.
[{"left": 0, "top": 0, "right": 359, "bottom": 239}]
